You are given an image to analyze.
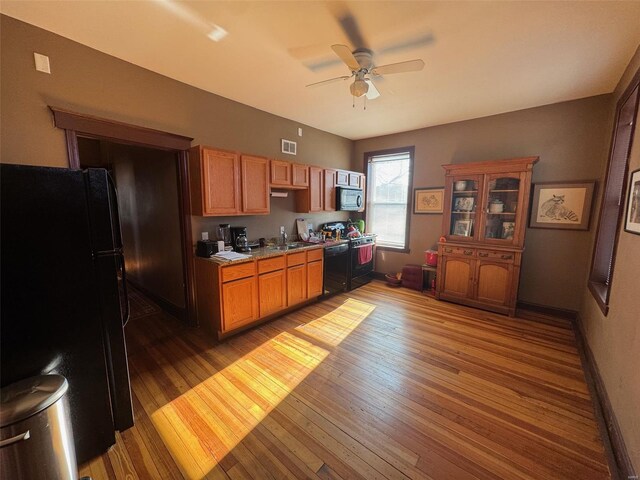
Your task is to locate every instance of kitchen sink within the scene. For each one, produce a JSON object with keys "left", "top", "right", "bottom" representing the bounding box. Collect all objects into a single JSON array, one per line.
[{"left": 267, "top": 242, "right": 305, "bottom": 251}]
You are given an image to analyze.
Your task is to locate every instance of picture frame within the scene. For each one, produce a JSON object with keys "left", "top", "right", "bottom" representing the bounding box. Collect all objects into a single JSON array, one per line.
[
  {"left": 453, "top": 219, "right": 473, "bottom": 237},
  {"left": 501, "top": 221, "right": 515, "bottom": 239},
  {"left": 529, "top": 181, "right": 596, "bottom": 230},
  {"left": 624, "top": 168, "right": 640, "bottom": 235},
  {"left": 453, "top": 195, "right": 475, "bottom": 212},
  {"left": 414, "top": 187, "right": 444, "bottom": 214}
]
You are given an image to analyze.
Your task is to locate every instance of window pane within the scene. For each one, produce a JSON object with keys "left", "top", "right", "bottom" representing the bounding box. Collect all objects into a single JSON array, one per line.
[{"left": 367, "top": 151, "right": 412, "bottom": 248}]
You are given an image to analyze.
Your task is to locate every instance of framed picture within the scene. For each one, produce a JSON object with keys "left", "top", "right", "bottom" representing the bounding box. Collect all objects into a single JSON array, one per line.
[
  {"left": 501, "top": 221, "right": 515, "bottom": 239},
  {"left": 414, "top": 187, "right": 444, "bottom": 214},
  {"left": 453, "top": 196, "right": 475, "bottom": 212},
  {"left": 529, "top": 181, "right": 596, "bottom": 230},
  {"left": 624, "top": 168, "right": 640, "bottom": 235},
  {"left": 453, "top": 219, "right": 473, "bottom": 237}
]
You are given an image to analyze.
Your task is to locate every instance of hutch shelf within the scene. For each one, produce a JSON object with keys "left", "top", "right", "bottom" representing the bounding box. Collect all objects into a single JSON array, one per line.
[{"left": 435, "top": 157, "right": 538, "bottom": 316}]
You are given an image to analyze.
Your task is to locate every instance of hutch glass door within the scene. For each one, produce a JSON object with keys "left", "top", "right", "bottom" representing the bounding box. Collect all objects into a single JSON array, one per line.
[
  {"left": 482, "top": 174, "right": 520, "bottom": 242},
  {"left": 449, "top": 176, "right": 481, "bottom": 240}
]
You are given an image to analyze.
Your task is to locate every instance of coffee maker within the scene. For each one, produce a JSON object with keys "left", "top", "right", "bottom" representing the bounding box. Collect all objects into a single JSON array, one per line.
[{"left": 230, "top": 226, "right": 250, "bottom": 252}]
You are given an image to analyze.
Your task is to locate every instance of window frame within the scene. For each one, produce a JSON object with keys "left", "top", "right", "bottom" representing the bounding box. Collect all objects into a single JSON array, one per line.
[
  {"left": 588, "top": 69, "right": 640, "bottom": 315},
  {"left": 363, "top": 146, "right": 415, "bottom": 253}
]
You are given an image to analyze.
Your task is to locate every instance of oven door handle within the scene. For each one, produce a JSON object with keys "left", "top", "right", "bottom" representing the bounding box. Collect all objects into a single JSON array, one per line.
[{"left": 352, "top": 243, "right": 373, "bottom": 249}]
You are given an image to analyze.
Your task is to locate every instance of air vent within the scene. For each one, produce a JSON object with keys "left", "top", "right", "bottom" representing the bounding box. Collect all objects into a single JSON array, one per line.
[{"left": 281, "top": 139, "right": 297, "bottom": 155}]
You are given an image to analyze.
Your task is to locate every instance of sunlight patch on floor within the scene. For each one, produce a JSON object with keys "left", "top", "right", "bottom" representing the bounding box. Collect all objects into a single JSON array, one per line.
[
  {"left": 295, "top": 298, "right": 375, "bottom": 347},
  {"left": 150, "top": 331, "right": 329, "bottom": 480}
]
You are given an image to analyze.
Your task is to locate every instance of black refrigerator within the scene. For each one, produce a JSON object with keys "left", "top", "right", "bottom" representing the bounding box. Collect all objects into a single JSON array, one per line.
[{"left": 1, "top": 164, "right": 134, "bottom": 464}]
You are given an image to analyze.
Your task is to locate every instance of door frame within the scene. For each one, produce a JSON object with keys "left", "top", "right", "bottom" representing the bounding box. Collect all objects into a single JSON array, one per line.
[{"left": 50, "top": 107, "right": 197, "bottom": 325}]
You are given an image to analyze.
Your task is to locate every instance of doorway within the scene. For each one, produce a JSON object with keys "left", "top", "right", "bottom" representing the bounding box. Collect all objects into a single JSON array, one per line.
[
  {"left": 78, "top": 138, "right": 187, "bottom": 318},
  {"left": 50, "top": 107, "right": 196, "bottom": 324}
]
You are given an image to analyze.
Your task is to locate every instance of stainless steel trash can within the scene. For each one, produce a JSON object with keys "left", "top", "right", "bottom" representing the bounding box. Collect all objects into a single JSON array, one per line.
[{"left": 0, "top": 375, "right": 77, "bottom": 480}]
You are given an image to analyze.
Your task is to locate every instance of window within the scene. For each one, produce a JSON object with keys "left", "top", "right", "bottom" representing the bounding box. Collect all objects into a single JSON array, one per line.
[
  {"left": 365, "top": 147, "right": 414, "bottom": 250},
  {"left": 589, "top": 76, "right": 639, "bottom": 315}
]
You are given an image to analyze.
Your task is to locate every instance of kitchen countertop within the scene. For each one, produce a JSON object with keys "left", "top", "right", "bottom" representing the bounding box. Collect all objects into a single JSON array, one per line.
[{"left": 200, "top": 242, "right": 326, "bottom": 266}]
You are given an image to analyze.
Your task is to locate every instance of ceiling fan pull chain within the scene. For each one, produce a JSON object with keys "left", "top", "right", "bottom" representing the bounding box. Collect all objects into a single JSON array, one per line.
[
  {"left": 352, "top": 95, "right": 355, "bottom": 108},
  {"left": 364, "top": 96, "right": 367, "bottom": 110}
]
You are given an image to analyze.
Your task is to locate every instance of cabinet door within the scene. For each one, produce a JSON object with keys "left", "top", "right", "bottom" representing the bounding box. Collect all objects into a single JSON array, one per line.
[
  {"left": 270, "top": 160, "right": 292, "bottom": 186},
  {"left": 475, "top": 261, "right": 513, "bottom": 306},
  {"left": 440, "top": 257, "right": 475, "bottom": 298},
  {"left": 241, "top": 155, "right": 270, "bottom": 214},
  {"left": 201, "top": 149, "right": 241, "bottom": 215},
  {"left": 445, "top": 174, "right": 483, "bottom": 242},
  {"left": 348, "top": 173, "right": 360, "bottom": 187},
  {"left": 258, "top": 269, "right": 286, "bottom": 317},
  {"left": 324, "top": 169, "right": 337, "bottom": 211},
  {"left": 336, "top": 170, "right": 349, "bottom": 186},
  {"left": 307, "top": 260, "right": 324, "bottom": 298},
  {"left": 479, "top": 173, "right": 522, "bottom": 245},
  {"left": 287, "top": 264, "right": 307, "bottom": 306},
  {"left": 221, "top": 276, "right": 258, "bottom": 331},
  {"left": 292, "top": 164, "right": 309, "bottom": 187},
  {"left": 309, "top": 166, "right": 324, "bottom": 212}
]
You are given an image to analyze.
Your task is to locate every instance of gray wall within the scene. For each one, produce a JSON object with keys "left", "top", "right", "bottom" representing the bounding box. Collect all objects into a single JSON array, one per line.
[
  {"left": 579, "top": 45, "right": 640, "bottom": 472},
  {"left": 354, "top": 95, "right": 613, "bottom": 311},
  {"left": 0, "top": 15, "right": 352, "bottom": 244}
]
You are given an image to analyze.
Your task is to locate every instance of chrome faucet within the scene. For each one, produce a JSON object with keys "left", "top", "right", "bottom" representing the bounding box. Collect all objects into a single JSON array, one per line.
[{"left": 279, "top": 226, "right": 288, "bottom": 245}]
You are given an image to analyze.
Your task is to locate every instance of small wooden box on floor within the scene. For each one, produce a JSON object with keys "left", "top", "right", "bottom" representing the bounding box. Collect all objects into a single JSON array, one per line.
[{"left": 436, "top": 157, "right": 538, "bottom": 316}]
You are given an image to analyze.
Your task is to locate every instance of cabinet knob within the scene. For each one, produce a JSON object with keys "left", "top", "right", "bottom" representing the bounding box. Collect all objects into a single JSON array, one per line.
[
  {"left": 501, "top": 254, "right": 512, "bottom": 260},
  {"left": 479, "top": 252, "right": 488, "bottom": 257},
  {"left": 444, "top": 248, "right": 452, "bottom": 253},
  {"left": 464, "top": 250, "right": 473, "bottom": 256}
]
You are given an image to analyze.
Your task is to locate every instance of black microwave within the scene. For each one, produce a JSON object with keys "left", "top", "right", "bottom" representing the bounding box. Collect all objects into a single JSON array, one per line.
[{"left": 336, "top": 187, "right": 364, "bottom": 211}]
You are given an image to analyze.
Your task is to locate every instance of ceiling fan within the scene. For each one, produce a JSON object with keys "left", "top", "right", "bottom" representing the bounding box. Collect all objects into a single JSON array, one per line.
[{"left": 306, "top": 44, "right": 425, "bottom": 100}]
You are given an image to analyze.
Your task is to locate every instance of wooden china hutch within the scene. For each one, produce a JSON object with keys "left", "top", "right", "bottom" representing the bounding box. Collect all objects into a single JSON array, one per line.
[{"left": 435, "top": 157, "right": 538, "bottom": 316}]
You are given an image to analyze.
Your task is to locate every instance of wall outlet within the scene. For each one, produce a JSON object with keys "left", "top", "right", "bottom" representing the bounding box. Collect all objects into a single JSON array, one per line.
[
  {"left": 298, "top": 127, "right": 303, "bottom": 137},
  {"left": 201, "top": 232, "right": 209, "bottom": 241}
]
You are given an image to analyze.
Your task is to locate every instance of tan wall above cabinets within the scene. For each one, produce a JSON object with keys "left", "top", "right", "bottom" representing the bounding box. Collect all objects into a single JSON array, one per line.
[{"left": 190, "top": 144, "right": 365, "bottom": 217}]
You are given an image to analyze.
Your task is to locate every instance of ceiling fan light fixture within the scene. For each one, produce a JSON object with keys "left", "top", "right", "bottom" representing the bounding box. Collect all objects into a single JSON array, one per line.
[{"left": 350, "top": 78, "right": 369, "bottom": 97}]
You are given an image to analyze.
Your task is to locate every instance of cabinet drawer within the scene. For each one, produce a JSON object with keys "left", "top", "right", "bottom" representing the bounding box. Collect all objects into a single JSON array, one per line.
[
  {"left": 306, "top": 248, "right": 323, "bottom": 262},
  {"left": 221, "top": 261, "right": 256, "bottom": 282},
  {"left": 258, "top": 255, "right": 285, "bottom": 274},
  {"left": 441, "top": 246, "right": 475, "bottom": 257},
  {"left": 477, "top": 250, "right": 515, "bottom": 261},
  {"left": 287, "top": 251, "right": 306, "bottom": 266}
]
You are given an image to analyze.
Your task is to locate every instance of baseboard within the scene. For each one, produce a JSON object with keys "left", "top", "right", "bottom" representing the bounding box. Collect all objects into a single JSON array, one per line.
[
  {"left": 126, "top": 279, "right": 187, "bottom": 323},
  {"left": 573, "top": 315, "right": 636, "bottom": 480},
  {"left": 516, "top": 300, "right": 578, "bottom": 320}
]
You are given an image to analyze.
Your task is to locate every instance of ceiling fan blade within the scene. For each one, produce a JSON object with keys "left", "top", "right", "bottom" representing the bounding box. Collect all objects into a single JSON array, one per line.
[
  {"left": 331, "top": 44, "right": 361, "bottom": 71},
  {"left": 370, "top": 59, "right": 425, "bottom": 76},
  {"left": 378, "top": 33, "right": 435, "bottom": 55},
  {"left": 364, "top": 79, "right": 380, "bottom": 100},
  {"left": 328, "top": 2, "right": 369, "bottom": 49},
  {"left": 306, "top": 75, "right": 351, "bottom": 88}
]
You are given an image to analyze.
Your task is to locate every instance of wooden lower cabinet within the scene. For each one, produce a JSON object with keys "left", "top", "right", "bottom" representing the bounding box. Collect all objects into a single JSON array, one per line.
[
  {"left": 475, "top": 261, "right": 513, "bottom": 306},
  {"left": 287, "top": 264, "right": 307, "bottom": 306},
  {"left": 440, "top": 257, "right": 475, "bottom": 298},
  {"left": 221, "top": 276, "right": 258, "bottom": 331},
  {"left": 307, "top": 260, "right": 323, "bottom": 298},
  {"left": 436, "top": 244, "right": 520, "bottom": 316},
  {"left": 258, "top": 269, "right": 286, "bottom": 317},
  {"left": 195, "top": 248, "right": 324, "bottom": 338}
]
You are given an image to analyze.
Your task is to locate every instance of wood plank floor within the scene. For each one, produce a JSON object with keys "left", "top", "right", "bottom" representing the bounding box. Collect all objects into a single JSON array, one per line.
[{"left": 79, "top": 281, "right": 611, "bottom": 479}]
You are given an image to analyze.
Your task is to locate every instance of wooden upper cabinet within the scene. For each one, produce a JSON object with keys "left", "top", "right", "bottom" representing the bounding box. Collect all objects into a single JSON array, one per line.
[
  {"left": 348, "top": 173, "right": 360, "bottom": 187},
  {"left": 189, "top": 146, "right": 241, "bottom": 216},
  {"left": 292, "top": 164, "right": 309, "bottom": 187},
  {"left": 295, "top": 166, "right": 324, "bottom": 213},
  {"left": 241, "top": 155, "right": 270, "bottom": 214},
  {"left": 324, "top": 169, "right": 337, "bottom": 211},
  {"left": 336, "top": 170, "right": 349, "bottom": 186},
  {"left": 270, "top": 160, "right": 292, "bottom": 186}
]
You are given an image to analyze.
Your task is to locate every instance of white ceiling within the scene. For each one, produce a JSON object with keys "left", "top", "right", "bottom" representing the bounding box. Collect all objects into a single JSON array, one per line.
[{"left": 2, "top": 1, "right": 640, "bottom": 140}]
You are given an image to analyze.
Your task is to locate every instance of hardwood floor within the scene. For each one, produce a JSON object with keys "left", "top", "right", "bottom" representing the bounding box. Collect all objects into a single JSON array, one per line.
[{"left": 79, "top": 281, "right": 611, "bottom": 479}]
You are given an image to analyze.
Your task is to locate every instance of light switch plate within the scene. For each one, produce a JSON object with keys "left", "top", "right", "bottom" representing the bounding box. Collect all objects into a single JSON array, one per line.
[
  {"left": 201, "top": 232, "right": 209, "bottom": 241},
  {"left": 34, "top": 53, "right": 51, "bottom": 74}
]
